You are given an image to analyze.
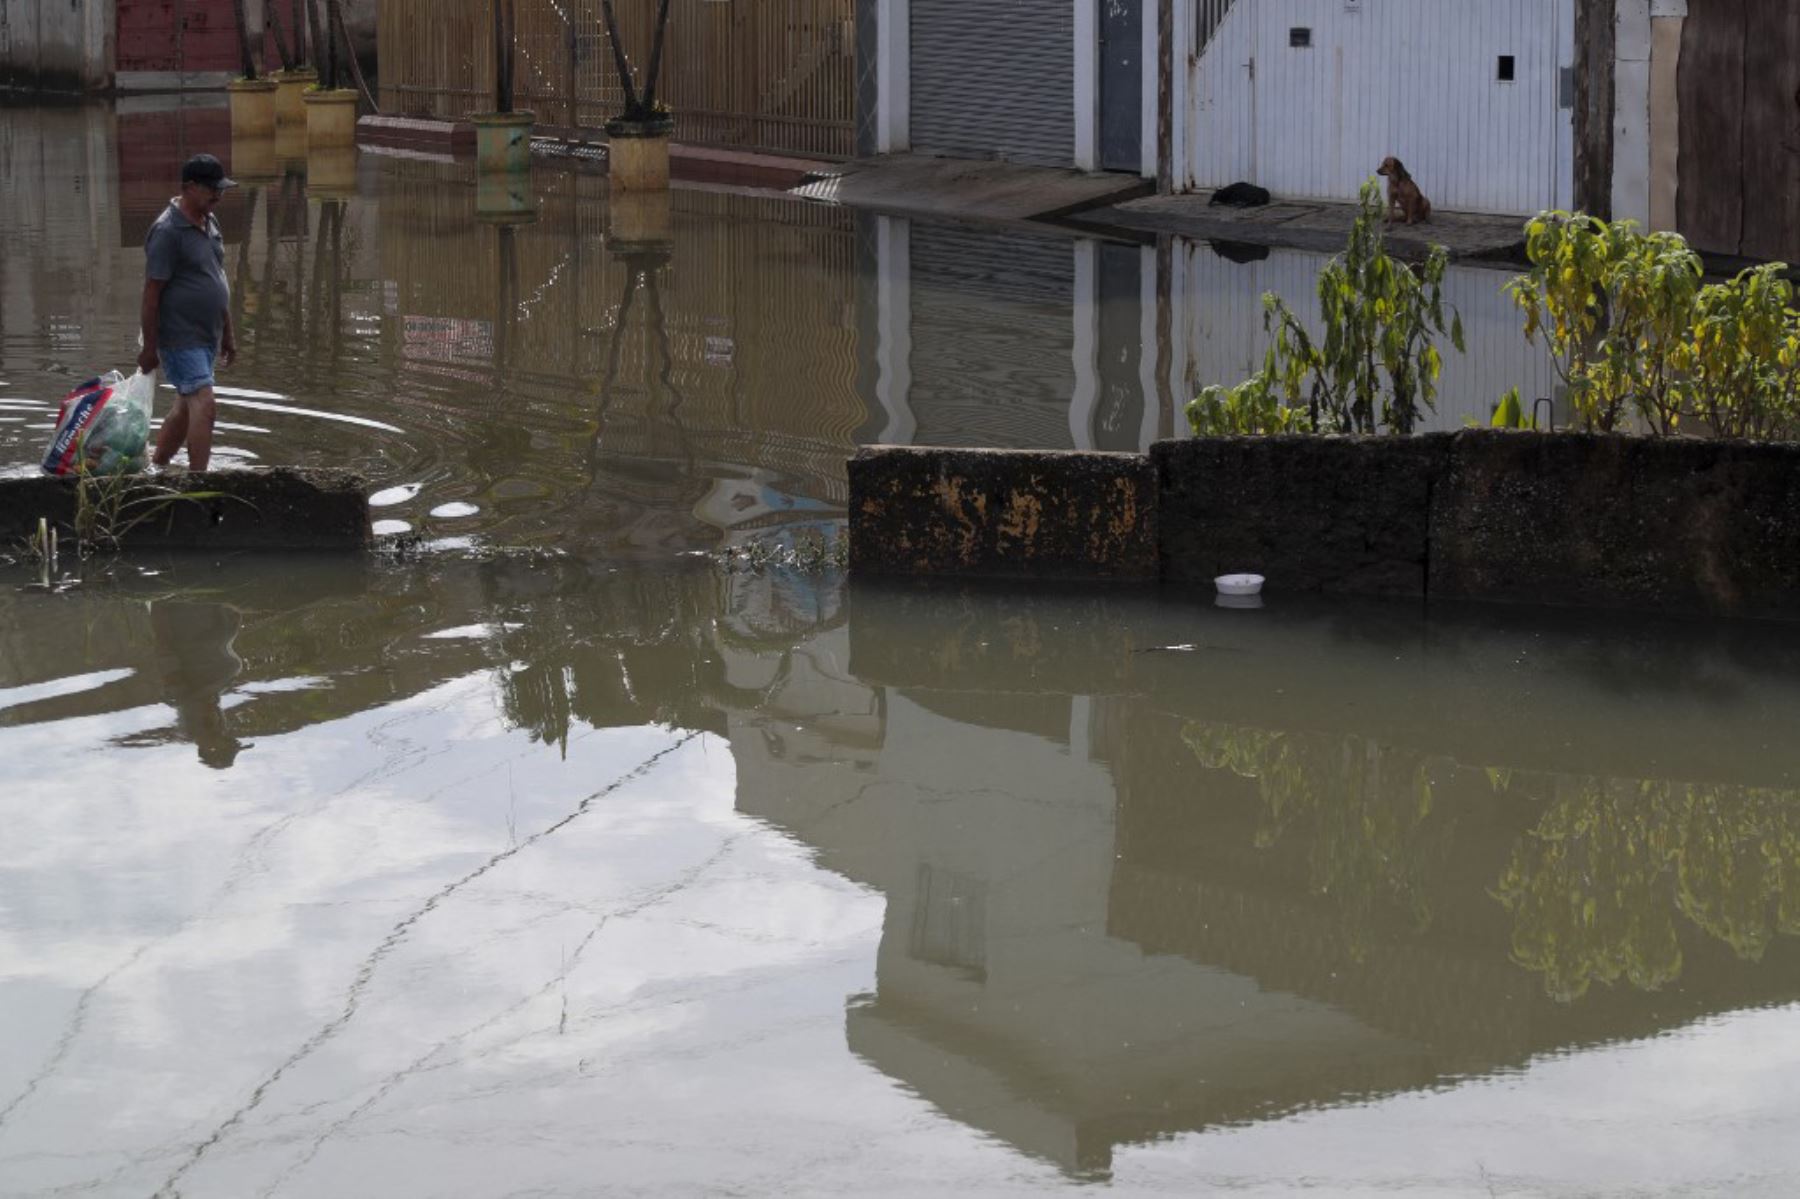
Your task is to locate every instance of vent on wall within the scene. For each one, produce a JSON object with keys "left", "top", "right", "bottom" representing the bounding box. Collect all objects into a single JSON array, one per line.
[
  {"left": 1290, "top": 27, "right": 1312, "bottom": 48},
  {"left": 1498, "top": 54, "right": 1516, "bottom": 82},
  {"left": 1195, "top": 0, "right": 1241, "bottom": 58}
]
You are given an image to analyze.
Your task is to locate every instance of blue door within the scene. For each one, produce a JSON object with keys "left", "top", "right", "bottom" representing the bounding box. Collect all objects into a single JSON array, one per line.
[{"left": 1100, "top": 0, "right": 1143, "bottom": 172}]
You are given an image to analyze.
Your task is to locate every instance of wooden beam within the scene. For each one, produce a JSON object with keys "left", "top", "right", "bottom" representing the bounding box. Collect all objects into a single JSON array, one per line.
[{"left": 1574, "top": 0, "right": 1617, "bottom": 218}]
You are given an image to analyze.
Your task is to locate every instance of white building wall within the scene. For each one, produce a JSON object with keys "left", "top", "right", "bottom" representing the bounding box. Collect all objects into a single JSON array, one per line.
[
  {"left": 1183, "top": 0, "right": 1576, "bottom": 216},
  {"left": 0, "top": 0, "right": 112, "bottom": 92}
]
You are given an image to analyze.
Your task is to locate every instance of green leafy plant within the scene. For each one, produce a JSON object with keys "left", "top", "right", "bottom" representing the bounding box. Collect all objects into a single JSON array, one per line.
[
  {"left": 1507, "top": 213, "right": 1704, "bottom": 434},
  {"left": 1490, "top": 387, "right": 1529, "bottom": 428},
  {"left": 1686, "top": 263, "right": 1800, "bottom": 440},
  {"left": 1187, "top": 181, "right": 1465, "bottom": 437},
  {"left": 1187, "top": 358, "right": 1316, "bottom": 435},
  {"left": 68, "top": 467, "right": 234, "bottom": 556}
]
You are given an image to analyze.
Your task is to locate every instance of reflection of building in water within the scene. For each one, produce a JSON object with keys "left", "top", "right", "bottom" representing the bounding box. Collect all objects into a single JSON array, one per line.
[
  {"left": 857, "top": 217, "right": 1173, "bottom": 453},
  {"left": 729, "top": 662, "right": 1429, "bottom": 1176},
  {"left": 723, "top": 587, "right": 1800, "bottom": 1177},
  {"left": 859, "top": 212, "right": 1562, "bottom": 443},
  {"left": 373, "top": 160, "right": 867, "bottom": 549},
  {"left": 10, "top": 557, "right": 1800, "bottom": 1174}
]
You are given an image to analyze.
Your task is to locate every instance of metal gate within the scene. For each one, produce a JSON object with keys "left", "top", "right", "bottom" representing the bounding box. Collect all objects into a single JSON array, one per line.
[
  {"left": 379, "top": 0, "right": 856, "bottom": 158},
  {"left": 1188, "top": 0, "right": 1574, "bottom": 215},
  {"left": 910, "top": 0, "right": 1073, "bottom": 168},
  {"left": 1100, "top": 0, "right": 1144, "bottom": 172}
]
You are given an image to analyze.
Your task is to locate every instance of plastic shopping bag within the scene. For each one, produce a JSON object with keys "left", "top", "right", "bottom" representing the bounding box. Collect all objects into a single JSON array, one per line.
[{"left": 40, "top": 369, "right": 155, "bottom": 477}]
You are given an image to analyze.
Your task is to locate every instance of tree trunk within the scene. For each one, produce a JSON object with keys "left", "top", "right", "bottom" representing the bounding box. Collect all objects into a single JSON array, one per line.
[
  {"left": 321, "top": 0, "right": 342, "bottom": 90},
  {"left": 265, "top": 0, "right": 294, "bottom": 70},
  {"left": 305, "top": 0, "right": 329, "bottom": 86},
  {"left": 292, "top": 0, "right": 308, "bottom": 66},
  {"left": 332, "top": 0, "right": 378, "bottom": 111},
  {"left": 598, "top": 0, "right": 641, "bottom": 115},
  {"left": 231, "top": 0, "right": 258, "bottom": 78},
  {"left": 641, "top": 0, "right": 674, "bottom": 111}
]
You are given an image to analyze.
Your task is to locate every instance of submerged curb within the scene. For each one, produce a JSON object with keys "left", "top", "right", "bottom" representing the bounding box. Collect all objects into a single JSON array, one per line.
[{"left": 2, "top": 467, "right": 372, "bottom": 553}]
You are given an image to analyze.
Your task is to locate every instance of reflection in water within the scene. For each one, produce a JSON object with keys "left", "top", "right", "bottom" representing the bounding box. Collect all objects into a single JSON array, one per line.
[
  {"left": 1186, "top": 719, "right": 1800, "bottom": 1004},
  {"left": 3, "top": 101, "right": 1799, "bottom": 1194},
  {"left": 5, "top": 562, "right": 1800, "bottom": 1189},
  {"left": 1497, "top": 774, "right": 1800, "bottom": 1001},
  {"left": 1184, "top": 722, "right": 1451, "bottom": 956},
  {"left": 147, "top": 601, "right": 246, "bottom": 769}
]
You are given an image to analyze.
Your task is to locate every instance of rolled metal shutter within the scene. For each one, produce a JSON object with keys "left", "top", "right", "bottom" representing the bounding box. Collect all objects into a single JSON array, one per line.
[{"left": 910, "top": 0, "right": 1073, "bottom": 169}]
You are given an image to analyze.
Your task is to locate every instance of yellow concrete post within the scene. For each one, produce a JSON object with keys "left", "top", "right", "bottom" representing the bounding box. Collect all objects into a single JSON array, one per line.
[
  {"left": 274, "top": 68, "right": 318, "bottom": 126},
  {"left": 303, "top": 88, "right": 360, "bottom": 150},
  {"left": 228, "top": 78, "right": 280, "bottom": 138}
]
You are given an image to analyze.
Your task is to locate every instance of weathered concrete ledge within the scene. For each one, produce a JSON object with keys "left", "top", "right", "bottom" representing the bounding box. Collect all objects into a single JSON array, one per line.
[
  {"left": 850, "top": 433, "right": 1800, "bottom": 619},
  {"left": 2, "top": 467, "right": 371, "bottom": 552},
  {"left": 848, "top": 447, "right": 1158, "bottom": 581}
]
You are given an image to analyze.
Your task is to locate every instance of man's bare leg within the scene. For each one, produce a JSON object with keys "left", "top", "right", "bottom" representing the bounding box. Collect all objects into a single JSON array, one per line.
[
  {"left": 182, "top": 386, "right": 217, "bottom": 472},
  {"left": 152, "top": 394, "right": 190, "bottom": 468}
]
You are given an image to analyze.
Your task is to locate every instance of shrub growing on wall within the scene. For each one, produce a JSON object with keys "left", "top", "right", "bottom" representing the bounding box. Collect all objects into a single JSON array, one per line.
[
  {"left": 1186, "top": 181, "right": 1465, "bottom": 437},
  {"left": 1506, "top": 213, "right": 1703, "bottom": 434},
  {"left": 1508, "top": 215, "right": 1800, "bottom": 439}
]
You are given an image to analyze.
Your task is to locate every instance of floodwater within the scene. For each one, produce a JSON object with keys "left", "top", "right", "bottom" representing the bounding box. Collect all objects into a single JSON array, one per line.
[{"left": 3, "top": 101, "right": 1800, "bottom": 1197}]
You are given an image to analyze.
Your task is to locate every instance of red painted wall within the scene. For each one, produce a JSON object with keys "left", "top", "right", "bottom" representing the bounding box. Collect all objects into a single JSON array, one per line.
[{"left": 117, "top": 0, "right": 243, "bottom": 74}]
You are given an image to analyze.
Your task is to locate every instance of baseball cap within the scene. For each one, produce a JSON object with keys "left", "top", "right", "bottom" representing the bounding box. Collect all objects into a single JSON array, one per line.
[{"left": 181, "top": 153, "right": 238, "bottom": 191}]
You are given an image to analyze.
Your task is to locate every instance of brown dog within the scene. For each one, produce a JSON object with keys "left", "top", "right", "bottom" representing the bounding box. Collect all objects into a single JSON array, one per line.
[{"left": 1377, "top": 157, "right": 1431, "bottom": 225}]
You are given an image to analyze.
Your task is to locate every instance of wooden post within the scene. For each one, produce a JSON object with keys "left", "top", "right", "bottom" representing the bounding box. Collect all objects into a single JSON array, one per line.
[
  {"left": 494, "top": 0, "right": 515, "bottom": 112},
  {"left": 1573, "top": 0, "right": 1616, "bottom": 219},
  {"left": 1156, "top": 0, "right": 1172, "bottom": 192},
  {"left": 305, "top": 0, "right": 329, "bottom": 84},
  {"left": 265, "top": 0, "right": 295, "bottom": 70},
  {"left": 232, "top": 0, "right": 259, "bottom": 78},
  {"left": 567, "top": 15, "right": 579, "bottom": 127}
]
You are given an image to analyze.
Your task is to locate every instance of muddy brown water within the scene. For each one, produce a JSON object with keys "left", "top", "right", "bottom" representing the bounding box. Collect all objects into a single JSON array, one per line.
[{"left": 3, "top": 104, "right": 1800, "bottom": 1196}]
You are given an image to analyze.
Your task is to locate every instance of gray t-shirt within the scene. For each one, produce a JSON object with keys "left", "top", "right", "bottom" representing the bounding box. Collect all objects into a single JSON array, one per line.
[{"left": 145, "top": 200, "right": 229, "bottom": 352}]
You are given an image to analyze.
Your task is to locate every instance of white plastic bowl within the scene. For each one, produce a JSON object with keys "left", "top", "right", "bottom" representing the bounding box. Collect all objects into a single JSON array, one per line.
[{"left": 1214, "top": 573, "right": 1265, "bottom": 597}]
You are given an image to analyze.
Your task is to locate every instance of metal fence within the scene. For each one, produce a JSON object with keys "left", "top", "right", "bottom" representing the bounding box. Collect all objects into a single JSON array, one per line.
[{"left": 378, "top": 0, "right": 857, "bottom": 159}]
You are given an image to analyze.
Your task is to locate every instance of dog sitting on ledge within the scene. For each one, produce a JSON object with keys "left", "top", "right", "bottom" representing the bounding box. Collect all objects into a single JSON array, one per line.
[{"left": 1377, "top": 157, "right": 1432, "bottom": 225}]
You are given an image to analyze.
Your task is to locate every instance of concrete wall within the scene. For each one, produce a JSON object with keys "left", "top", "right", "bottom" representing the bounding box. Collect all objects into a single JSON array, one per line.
[
  {"left": 848, "top": 446, "right": 1158, "bottom": 580},
  {"left": 0, "top": 0, "right": 111, "bottom": 92},
  {"left": 850, "top": 433, "right": 1800, "bottom": 618}
]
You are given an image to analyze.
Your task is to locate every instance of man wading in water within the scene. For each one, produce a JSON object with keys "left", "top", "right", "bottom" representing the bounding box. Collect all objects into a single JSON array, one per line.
[{"left": 140, "top": 154, "right": 239, "bottom": 471}]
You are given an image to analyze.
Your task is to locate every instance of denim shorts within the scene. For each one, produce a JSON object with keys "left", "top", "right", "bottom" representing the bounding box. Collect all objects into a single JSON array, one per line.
[{"left": 162, "top": 346, "right": 216, "bottom": 396}]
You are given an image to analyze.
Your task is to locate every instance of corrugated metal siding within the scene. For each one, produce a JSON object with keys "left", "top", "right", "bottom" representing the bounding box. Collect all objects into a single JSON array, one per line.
[
  {"left": 1186, "top": 0, "right": 1574, "bottom": 215},
  {"left": 907, "top": 225, "right": 1078, "bottom": 447},
  {"left": 1178, "top": 241, "right": 1561, "bottom": 433},
  {"left": 911, "top": 0, "right": 1074, "bottom": 168}
]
